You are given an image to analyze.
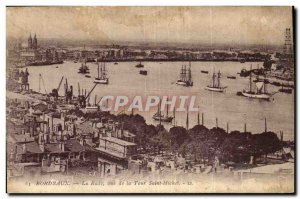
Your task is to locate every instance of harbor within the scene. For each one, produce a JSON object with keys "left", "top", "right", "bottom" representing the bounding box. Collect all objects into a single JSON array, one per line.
[{"left": 19, "top": 61, "right": 294, "bottom": 140}]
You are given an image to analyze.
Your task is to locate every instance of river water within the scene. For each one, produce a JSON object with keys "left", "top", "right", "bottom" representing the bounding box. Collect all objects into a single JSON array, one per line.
[{"left": 26, "top": 61, "right": 295, "bottom": 141}]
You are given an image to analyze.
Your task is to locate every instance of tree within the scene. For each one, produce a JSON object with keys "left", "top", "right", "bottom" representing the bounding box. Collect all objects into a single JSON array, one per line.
[{"left": 169, "top": 126, "right": 189, "bottom": 151}]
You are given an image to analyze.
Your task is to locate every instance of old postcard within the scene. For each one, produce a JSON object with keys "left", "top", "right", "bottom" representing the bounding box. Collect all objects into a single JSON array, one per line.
[{"left": 6, "top": 6, "right": 295, "bottom": 193}]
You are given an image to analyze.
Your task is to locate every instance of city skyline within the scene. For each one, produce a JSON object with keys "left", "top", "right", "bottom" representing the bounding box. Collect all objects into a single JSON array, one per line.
[{"left": 7, "top": 6, "right": 293, "bottom": 46}]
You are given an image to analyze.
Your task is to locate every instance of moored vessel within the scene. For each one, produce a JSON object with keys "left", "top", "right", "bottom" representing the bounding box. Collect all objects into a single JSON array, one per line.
[
  {"left": 139, "top": 70, "right": 147, "bottom": 75},
  {"left": 135, "top": 61, "right": 144, "bottom": 68},
  {"left": 239, "top": 66, "right": 271, "bottom": 100},
  {"left": 152, "top": 99, "right": 173, "bottom": 123},
  {"left": 176, "top": 62, "right": 193, "bottom": 87},
  {"left": 94, "top": 62, "right": 109, "bottom": 84},
  {"left": 78, "top": 59, "right": 90, "bottom": 74},
  {"left": 205, "top": 70, "right": 227, "bottom": 92}
]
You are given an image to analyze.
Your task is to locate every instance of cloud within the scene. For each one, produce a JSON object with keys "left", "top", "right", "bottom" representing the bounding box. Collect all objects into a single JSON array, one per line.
[{"left": 6, "top": 6, "right": 293, "bottom": 46}]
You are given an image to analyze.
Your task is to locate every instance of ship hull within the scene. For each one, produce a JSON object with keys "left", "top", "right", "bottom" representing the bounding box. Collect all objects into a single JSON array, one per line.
[
  {"left": 152, "top": 116, "right": 173, "bottom": 123},
  {"left": 205, "top": 86, "right": 226, "bottom": 92},
  {"left": 176, "top": 80, "right": 193, "bottom": 87},
  {"left": 241, "top": 91, "right": 271, "bottom": 100},
  {"left": 94, "top": 78, "right": 109, "bottom": 84}
]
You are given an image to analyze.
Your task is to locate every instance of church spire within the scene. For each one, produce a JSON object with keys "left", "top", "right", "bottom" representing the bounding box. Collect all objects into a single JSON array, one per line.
[{"left": 28, "top": 33, "right": 33, "bottom": 49}]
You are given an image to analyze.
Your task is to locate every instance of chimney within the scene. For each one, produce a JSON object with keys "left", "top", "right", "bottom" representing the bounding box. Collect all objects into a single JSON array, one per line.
[
  {"left": 44, "top": 134, "right": 48, "bottom": 144},
  {"left": 59, "top": 142, "right": 65, "bottom": 152},
  {"left": 39, "top": 143, "right": 45, "bottom": 153},
  {"left": 49, "top": 131, "right": 53, "bottom": 141},
  {"left": 61, "top": 112, "right": 65, "bottom": 130},
  {"left": 23, "top": 143, "right": 26, "bottom": 153},
  {"left": 38, "top": 133, "right": 43, "bottom": 145},
  {"left": 51, "top": 115, "right": 54, "bottom": 132}
]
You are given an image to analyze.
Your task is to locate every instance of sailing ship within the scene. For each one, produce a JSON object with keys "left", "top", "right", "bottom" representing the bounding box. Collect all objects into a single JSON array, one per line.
[
  {"left": 135, "top": 61, "right": 144, "bottom": 68},
  {"left": 205, "top": 70, "right": 227, "bottom": 92},
  {"left": 152, "top": 99, "right": 173, "bottom": 123},
  {"left": 78, "top": 59, "right": 90, "bottom": 74},
  {"left": 176, "top": 62, "right": 193, "bottom": 86},
  {"left": 239, "top": 66, "right": 271, "bottom": 100},
  {"left": 94, "top": 62, "right": 109, "bottom": 84}
]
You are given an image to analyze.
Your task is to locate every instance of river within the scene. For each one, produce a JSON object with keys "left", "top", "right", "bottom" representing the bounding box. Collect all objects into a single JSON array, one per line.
[{"left": 25, "top": 61, "right": 295, "bottom": 141}]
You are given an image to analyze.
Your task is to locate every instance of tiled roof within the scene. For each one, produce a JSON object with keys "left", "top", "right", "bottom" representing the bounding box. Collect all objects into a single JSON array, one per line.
[
  {"left": 100, "top": 136, "right": 136, "bottom": 146},
  {"left": 76, "top": 122, "right": 98, "bottom": 135},
  {"left": 26, "top": 142, "right": 43, "bottom": 154},
  {"left": 44, "top": 143, "right": 62, "bottom": 153},
  {"left": 65, "top": 139, "right": 84, "bottom": 153},
  {"left": 9, "top": 134, "right": 34, "bottom": 143}
]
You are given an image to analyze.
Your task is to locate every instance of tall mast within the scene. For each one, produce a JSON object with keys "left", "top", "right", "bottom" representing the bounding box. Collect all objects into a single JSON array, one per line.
[
  {"left": 38, "top": 74, "right": 40, "bottom": 93},
  {"left": 212, "top": 70, "right": 216, "bottom": 87},
  {"left": 159, "top": 99, "right": 161, "bottom": 125},
  {"left": 264, "top": 73, "right": 267, "bottom": 94},
  {"left": 100, "top": 62, "right": 103, "bottom": 78},
  {"left": 218, "top": 70, "right": 221, "bottom": 88},
  {"left": 186, "top": 108, "right": 189, "bottom": 130},
  {"left": 197, "top": 106, "right": 200, "bottom": 125},
  {"left": 188, "top": 62, "right": 192, "bottom": 82},
  {"left": 173, "top": 108, "right": 176, "bottom": 126},
  {"left": 166, "top": 97, "right": 169, "bottom": 117},
  {"left": 249, "top": 64, "right": 252, "bottom": 92},
  {"left": 97, "top": 62, "right": 100, "bottom": 79}
]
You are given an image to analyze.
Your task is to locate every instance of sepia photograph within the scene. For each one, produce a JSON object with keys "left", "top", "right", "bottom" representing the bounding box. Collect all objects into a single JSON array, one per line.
[{"left": 6, "top": 6, "right": 295, "bottom": 193}]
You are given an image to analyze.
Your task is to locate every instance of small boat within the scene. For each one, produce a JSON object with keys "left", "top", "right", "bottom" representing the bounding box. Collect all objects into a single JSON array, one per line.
[
  {"left": 56, "top": 66, "right": 59, "bottom": 68},
  {"left": 176, "top": 62, "right": 193, "bottom": 86},
  {"left": 139, "top": 70, "right": 147, "bottom": 75},
  {"left": 135, "top": 61, "right": 144, "bottom": 68},
  {"left": 94, "top": 62, "right": 109, "bottom": 84},
  {"left": 114, "top": 62, "right": 118, "bottom": 65},
  {"left": 227, "top": 76, "right": 236, "bottom": 79},
  {"left": 201, "top": 70, "right": 209, "bottom": 74},
  {"left": 85, "top": 75, "right": 91, "bottom": 78},
  {"left": 205, "top": 70, "right": 227, "bottom": 92}
]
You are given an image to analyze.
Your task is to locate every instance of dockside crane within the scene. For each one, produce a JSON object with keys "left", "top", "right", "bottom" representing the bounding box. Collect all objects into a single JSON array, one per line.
[
  {"left": 84, "top": 83, "right": 98, "bottom": 101},
  {"left": 77, "top": 83, "right": 98, "bottom": 108},
  {"left": 39, "top": 74, "right": 48, "bottom": 94},
  {"left": 50, "top": 76, "right": 64, "bottom": 99}
]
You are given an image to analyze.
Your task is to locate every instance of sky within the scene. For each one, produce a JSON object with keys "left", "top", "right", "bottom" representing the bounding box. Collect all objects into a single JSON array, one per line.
[{"left": 6, "top": 6, "right": 293, "bottom": 46}]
